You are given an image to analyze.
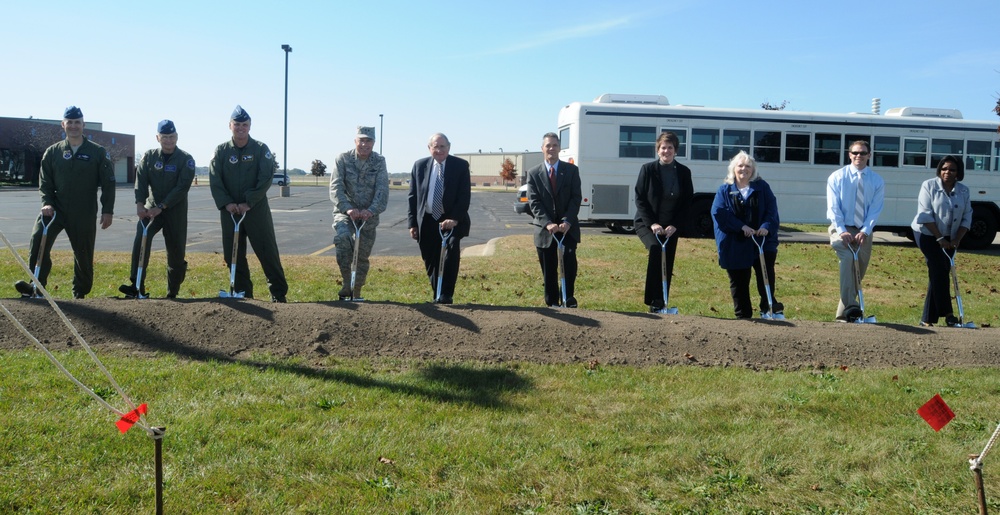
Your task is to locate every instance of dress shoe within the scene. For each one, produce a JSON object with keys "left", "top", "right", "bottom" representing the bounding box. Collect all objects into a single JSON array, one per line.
[
  {"left": 271, "top": 295, "right": 287, "bottom": 303},
  {"left": 119, "top": 284, "right": 139, "bottom": 298},
  {"left": 565, "top": 297, "right": 578, "bottom": 308},
  {"left": 435, "top": 296, "right": 453, "bottom": 305},
  {"left": 945, "top": 315, "right": 960, "bottom": 327}
]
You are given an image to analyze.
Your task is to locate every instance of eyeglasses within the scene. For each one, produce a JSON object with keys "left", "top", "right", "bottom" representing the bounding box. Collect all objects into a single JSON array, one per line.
[{"left": 849, "top": 151, "right": 870, "bottom": 156}]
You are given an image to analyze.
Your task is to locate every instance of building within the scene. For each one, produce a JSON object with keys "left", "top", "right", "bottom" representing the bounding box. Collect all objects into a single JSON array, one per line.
[
  {"left": 0, "top": 116, "right": 135, "bottom": 185},
  {"left": 454, "top": 150, "right": 543, "bottom": 187}
]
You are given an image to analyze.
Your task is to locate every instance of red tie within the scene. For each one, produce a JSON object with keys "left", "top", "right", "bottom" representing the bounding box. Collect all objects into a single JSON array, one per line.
[{"left": 548, "top": 166, "right": 557, "bottom": 192}]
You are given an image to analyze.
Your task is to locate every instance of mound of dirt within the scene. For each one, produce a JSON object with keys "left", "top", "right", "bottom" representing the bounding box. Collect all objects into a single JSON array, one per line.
[{"left": 0, "top": 298, "right": 996, "bottom": 369}]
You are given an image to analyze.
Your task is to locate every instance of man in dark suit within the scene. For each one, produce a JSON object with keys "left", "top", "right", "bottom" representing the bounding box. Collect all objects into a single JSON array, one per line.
[
  {"left": 407, "top": 133, "right": 471, "bottom": 304},
  {"left": 526, "top": 132, "right": 582, "bottom": 307}
]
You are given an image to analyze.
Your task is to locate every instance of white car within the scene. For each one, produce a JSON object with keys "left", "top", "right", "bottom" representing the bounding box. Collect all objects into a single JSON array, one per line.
[{"left": 272, "top": 173, "right": 288, "bottom": 186}]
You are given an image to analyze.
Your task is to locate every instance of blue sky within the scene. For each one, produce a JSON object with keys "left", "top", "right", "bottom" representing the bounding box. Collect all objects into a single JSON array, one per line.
[{"left": 3, "top": 0, "right": 998, "bottom": 174}]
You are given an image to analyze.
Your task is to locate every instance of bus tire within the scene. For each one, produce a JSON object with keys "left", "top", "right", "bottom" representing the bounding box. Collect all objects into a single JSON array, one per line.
[
  {"left": 690, "top": 198, "right": 714, "bottom": 237},
  {"left": 964, "top": 206, "right": 998, "bottom": 250},
  {"left": 606, "top": 221, "right": 636, "bottom": 234}
]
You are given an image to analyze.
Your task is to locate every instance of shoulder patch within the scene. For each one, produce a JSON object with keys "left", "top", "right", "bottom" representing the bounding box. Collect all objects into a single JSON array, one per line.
[
  {"left": 265, "top": 151, "right": 272, "bottom": 160},
  {"left": 187, "top": 158, "right": 196, "bottom": 170}
]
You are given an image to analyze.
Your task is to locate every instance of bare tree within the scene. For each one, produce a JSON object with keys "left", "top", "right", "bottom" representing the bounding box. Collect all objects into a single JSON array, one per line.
[
  {"left": 761, "top": 100, "right": 789, "bottom": 111},
  {"left": 499, "top": 158, "right": 517, "bottom": 190}
]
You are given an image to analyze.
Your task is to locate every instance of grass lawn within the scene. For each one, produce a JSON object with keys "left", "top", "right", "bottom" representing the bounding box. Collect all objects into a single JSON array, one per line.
[{"left": 1, "top": 235, "right": 999, "bottom": 512}]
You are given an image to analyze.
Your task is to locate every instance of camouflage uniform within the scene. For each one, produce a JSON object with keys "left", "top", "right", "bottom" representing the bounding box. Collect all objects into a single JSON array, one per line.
[
  {"left": 127, "top": 147, "right": 196, "bottom": 296},
  {"left": 209, "top": 136, "right": 288, "bottom": 300},
  {"left": 26, "top": 138, "right": 116, "bottom": 297},
  {"left": 330, "top": 149, "right": 389, "bottom": 294}
]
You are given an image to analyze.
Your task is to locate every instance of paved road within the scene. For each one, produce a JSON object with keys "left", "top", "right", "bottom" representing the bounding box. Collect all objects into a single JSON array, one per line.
[{"left": 0, "top": 185, "right": 926, "bottom": 257}]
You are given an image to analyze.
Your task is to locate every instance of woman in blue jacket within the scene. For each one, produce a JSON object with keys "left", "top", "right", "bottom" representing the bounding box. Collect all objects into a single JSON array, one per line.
[{"left": 711, "top": 151, "right": 782, "bottom": 319}]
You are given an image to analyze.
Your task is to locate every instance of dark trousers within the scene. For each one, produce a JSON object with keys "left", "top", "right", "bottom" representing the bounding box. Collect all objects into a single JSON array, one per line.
[
  {"left": 916, "top": 231, "right": 953, "bottom": 324},
  {"left": 536, "top": 238, "right": 577, "bottom": 306},
  {"left": 219, "top": 208, "right": 288, "bottom": 300},
  {"left": 727, "top": 268, "right": 754, "bottom": 318},
  {"left": 26, "top": 211, "right": 97, "bottom": 297},
  {"left": 128, "top": 208, "right": 188, "bottom": 295},
  {"left": 751, "top": 250, "right": 781, "bottom": 313},
  {"left": 644, "top": 238, "right": 678, "bottom": 307},
  {"left": 419, "top": 214, "right": 461, "bottom": 299}
]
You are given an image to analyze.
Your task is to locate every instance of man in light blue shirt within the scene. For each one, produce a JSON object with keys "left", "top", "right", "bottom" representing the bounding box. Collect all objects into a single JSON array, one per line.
[{"left": 826, "top": 140, "right": 884, "bottom": 321}]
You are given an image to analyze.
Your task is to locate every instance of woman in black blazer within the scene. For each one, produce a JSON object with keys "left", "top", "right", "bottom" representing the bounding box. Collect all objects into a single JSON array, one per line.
[{"left": 633, "top": 132, "right": 694, "bottom": 312}]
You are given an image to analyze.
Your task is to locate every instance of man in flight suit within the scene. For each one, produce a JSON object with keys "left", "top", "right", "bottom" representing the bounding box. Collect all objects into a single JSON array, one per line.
[
  {"left": 119, "top": 119, "right": 196, "bottom": 298},
  {"left": 14, "top": 106, "right": 116, "bottom": 299}
]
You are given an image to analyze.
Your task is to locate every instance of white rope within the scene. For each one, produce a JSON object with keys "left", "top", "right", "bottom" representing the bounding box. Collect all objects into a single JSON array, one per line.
[
  {"left": 0, "top": 230, "right": 152, "bottom": 435},
  {"left": 970, "top": 422, "right": 1000, "bottom": 471}
]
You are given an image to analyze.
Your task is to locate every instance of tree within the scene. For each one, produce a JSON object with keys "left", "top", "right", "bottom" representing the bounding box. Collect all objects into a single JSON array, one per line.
[
  {"left": 499, "top": 158, "right": 517, "bottom": 190},
  {"left": 761, "top": 100, "right": 789, "bottom": 111},
  {"left": 994, "top": 96, "right": 999, "bottom": 133},
  {"left": 311, "top": 159, "right": 327, "bottom": 176}
]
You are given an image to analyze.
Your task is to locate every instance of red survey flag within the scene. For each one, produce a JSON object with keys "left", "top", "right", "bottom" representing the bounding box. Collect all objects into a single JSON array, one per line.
[
  {"left": 116, "top": 403, "right": 148, "bottom": 434},
  {"left": 917, "top": 394, "right": 954, "bottom": 432}
]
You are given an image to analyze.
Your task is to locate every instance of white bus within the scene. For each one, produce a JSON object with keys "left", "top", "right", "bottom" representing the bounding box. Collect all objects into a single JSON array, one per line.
[{"left": 529, "top": 93, "right": 1000, "bottom": 248}]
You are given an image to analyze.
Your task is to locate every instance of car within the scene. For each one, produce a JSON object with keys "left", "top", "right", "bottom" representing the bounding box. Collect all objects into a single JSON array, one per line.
[
  {"left": 272, "top": 173, "right": 288, "bottom": 186},
  {"left": 514, "top": 184, "right": 530, "bottom": 215}
]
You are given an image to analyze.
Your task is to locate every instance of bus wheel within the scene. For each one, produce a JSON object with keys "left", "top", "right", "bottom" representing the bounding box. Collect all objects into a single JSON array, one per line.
[
  {"left": 691, "top": 198, "right": 714, "bottom": 237},
  {"left": 606, "top": 221, "right": 636, "bottom": 234},
  {"left": 964, "top": 207, "right": 998, "bottom": 249}
]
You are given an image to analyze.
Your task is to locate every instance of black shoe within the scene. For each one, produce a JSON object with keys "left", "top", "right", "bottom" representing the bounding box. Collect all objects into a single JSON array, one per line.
[
  {"left": 14, "top": 280, "right": 34, "bottom": 296},
  {"left": 119, "top": 284, "right": 139, "bottom": 298},
  {"left": 919, "top": 321, "right": 935, "bottom": 327},
  {"left": 73, "top": 293, "right": 85, "bottom": 299},
  {"left": 435, "top": 296, "right": 453, "bottom": 305},
  {"left": 166, "top": 293, "right": 177, "bottom": 299},
  {"left": 565, "top": 297, "right": 578, "bottom": 308},
  {"left": 945, "top": 315, "right": 960, "bottom": 327},
  {"left": 271, "top": 295, "right": 287, "bottom": 303},
  {"left": 649, "top": 305, "right": 664, "bottom": 313}
]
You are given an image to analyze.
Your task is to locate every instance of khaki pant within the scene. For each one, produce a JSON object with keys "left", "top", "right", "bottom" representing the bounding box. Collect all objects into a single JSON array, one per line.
[{"left": 829, "top": 224, "right": 873, "bottom": 318}]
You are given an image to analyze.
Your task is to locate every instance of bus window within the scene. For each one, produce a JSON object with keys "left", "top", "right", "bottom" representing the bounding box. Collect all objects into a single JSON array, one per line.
[
  {"left": 784, "top": 133, "right": 809, "bottom": 162},
  {"left": 815, "top": 133, "right": 841, "bottom": 165},
  {"left": 691, "top": 128, "right": 719, "bottom": 160},
  {"left": 872, "top": 136, "right": 900, "bottom": 168},
  {"left": 994, "top": 141, "right": 1000, "bottom": 172},
  {"left": 661, "top": 128, "right": 687, "bottom": 158},
  {"left": 967, "top": 140, "right": 990, "bottom": 171},
  {"left": 931, "top": 138, "right": 963, "bottom": 168},
  {"left": 722, "top": 129, "right": 750, "bottom": 160},
  {"left": 619, "top": 126, "right": 656, "bottom": 158},
  {"left": 559, "top": 127, "right": 571, "bottom": 151},
  {"left": 903, "top": 138, "right": 927, "bottom": 167},
  {"left": 754, "top": 131, "right": 781, "bottom": 163}
]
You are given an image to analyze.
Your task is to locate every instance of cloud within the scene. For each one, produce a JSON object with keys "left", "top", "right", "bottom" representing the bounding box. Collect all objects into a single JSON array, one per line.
[{"left": 461, "top": 16, "right": 633, "bottom": 58}]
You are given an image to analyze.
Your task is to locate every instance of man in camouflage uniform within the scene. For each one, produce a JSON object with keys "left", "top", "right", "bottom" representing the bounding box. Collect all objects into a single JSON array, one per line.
[
  {"left": 119, "top": 120, "right": 196, "bottom": 298},
  {"left": 209, "top": 105, "right": 288, "bottom": 302},
  {"left": 330, "top": 126, "right": 389, "bottom": 300},
  {"left": 14, "top": 106, "right": 116, "bottom": 299}
]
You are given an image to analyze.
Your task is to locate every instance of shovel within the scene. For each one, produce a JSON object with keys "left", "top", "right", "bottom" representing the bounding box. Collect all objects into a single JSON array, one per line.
[
  {"left": 219, "top": 211, "right": 247, "bottom": 299},
  {"left": 348, "top": 218, "right": 366, "bottom": 302},
  {"left": 751, "top": 234, "right": 784, "bottom": 320},
  {"left": 553, "top": 231, "right": 568, "bottom": 308},
  {"left": 848, "top": 242, "right": 877, "bottom": 324},
  {"left": 29, "top": 211, "right": 57, "bottom": 297},
  {"left": 654, "top": 232, "right": 679, "bottom": 315},
  {"left": 435, "top": 225, "right": 453, "bottom": 303},
  {"left": 943, "top": 247, "right": 976, "bottom": 328},
  {"left": 133, "top": 217, "right": 151, "bottom": 299}
]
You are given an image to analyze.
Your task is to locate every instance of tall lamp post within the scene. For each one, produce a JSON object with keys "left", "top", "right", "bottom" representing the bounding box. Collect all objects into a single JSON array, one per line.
[
  {"left": 378, "top": 114, "right": 383, "bottom": 155},
  {"left": 281, "top": 44, "right": 292, "bottom": 192}
]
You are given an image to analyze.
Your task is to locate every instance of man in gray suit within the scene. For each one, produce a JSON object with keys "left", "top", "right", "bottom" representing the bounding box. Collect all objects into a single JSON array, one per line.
[{"left": 526, "top": 132, "right": 582, "bottom": 307}]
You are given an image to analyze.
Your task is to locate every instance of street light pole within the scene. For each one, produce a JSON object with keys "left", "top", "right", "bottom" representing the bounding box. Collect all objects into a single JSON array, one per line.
[
  {"left": 281, "top": 44, "right": 292, "bottom": 188},
  {"left": 379, "top": 114, "right": 383, "bottom": 155}
]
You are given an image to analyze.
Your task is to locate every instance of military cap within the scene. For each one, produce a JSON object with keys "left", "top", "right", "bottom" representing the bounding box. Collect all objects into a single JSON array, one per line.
[
  {"left": 157, "top": 120, "right": 176, "bottom": 134},
  {"left": 63, "top": 106, "right": 83, "bottom": 119},
  {"left": 356, "top": 126, "right": 376, "bottom": 140},
  {"left": 231, "top": 105, "right": 251, "bottom": 122}
]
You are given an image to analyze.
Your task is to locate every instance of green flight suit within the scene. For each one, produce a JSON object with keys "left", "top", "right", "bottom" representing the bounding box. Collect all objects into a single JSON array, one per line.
[
  {"left": 128, "top": 147, "right": 196, "bottom": 296},
  {"left": 26, "top": 138, "right": 116, "bottom": 298},
  {"left": 209, "top": 136, "right": 288, "bottom": 300}
]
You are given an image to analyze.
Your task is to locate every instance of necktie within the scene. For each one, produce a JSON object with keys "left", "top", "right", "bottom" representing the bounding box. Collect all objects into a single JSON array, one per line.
[
  {"left": 548, "top": 166, "right": 557, "bottom": 192},
  {"left": 431, "top": 161, "right": 444, "bottom": 220},
  {"left": 854, "top": 171, "right": 865, "bottom": 227}
]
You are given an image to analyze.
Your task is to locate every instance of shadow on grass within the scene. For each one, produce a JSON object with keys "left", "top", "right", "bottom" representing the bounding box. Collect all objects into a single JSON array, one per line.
[{"left": 49, "top": 301, "right": 532, "bottom": 409}]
